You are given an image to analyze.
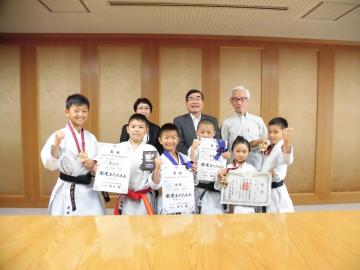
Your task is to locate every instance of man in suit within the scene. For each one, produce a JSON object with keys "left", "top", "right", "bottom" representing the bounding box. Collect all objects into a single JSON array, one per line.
[{"left": 173, "top": 89, "right": 221, "bottom": 154}]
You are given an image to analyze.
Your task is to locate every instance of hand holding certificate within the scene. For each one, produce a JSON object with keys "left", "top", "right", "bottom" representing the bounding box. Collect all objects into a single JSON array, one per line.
[
  {"left": 93, "top": 143, "right": 130, "bottom": 194},
  {"left": 161, "top": 165, "right": 195, "bottom": 214},
  {"left": 220, "top": 171, "right": 272, "bottom": 206},
  {"left": 197, "top": 138, "right": 227, "bottom": 182}
]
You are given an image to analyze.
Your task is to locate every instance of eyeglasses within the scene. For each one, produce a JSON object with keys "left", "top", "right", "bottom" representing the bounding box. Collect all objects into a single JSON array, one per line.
[
  {"left": 231, "top": 97, "right": 248, "bottom": 103},
  {"left": 188, "top": 97, "right": 202, "bottom": 102}
]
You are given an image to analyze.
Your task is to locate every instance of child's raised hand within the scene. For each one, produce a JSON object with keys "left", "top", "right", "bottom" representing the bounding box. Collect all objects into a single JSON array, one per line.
[
  {"left": 283, "top": 127, "right": 293, "bottom": 143},
  {"left": 54, "top": 130, "right": 65, "bottom": 145},
  {"left": 221, "top": 151, "right": 231, "bottom": 160},
  {"left": 191, "top": 139, "right": 201, "bottom": 150},
  {"left": 154, "top": 157, "right": 163, "bottom": 170}
]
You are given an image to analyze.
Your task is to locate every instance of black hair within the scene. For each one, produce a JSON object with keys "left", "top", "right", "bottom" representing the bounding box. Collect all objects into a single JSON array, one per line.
[
  {"left": 197, "top": 119, "right": 216, "bottom": 131},
  {"left": 185, "top": 89, "right": 204, "bottom": 101},
  {"left": 128, "top": 113, "right": 149, "bottom": 127},
  {"left": 133, "top": 98, "right": 153, "bottom": 113},
  {"left": 158, "top": 123, "right": 179, "bottom": 137},
  {"left": 268, "top": 117, "right": 288, "bottom": 129},
  {"left": 231, "top": 136, "right": 251, "bottom": 152},
  {"left": 66, "top": 94, "right": 90, "bottom": 110}
]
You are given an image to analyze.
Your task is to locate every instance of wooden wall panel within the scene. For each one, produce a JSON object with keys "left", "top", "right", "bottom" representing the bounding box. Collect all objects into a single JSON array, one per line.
[
  {"left": 98, "top": 46, "right": 142, "bottom": 143},
  {"left": 219, "top": 47, "right": 262, "bottom": 123},
  {"left": 278, "top": 48, "right": 318, "bottom": 193},
  {"left": 0, "top": 35, "right": 360, "bottom": 207},
  {"left": 332, "top": 50, "right": 360, "bottom": 192},
  {"left": 38, "top": 47, "right": 81, "bottom": 196},
  {"left": 159, "top": 47, "right": 202, "bottom": 124},
  {"left": 0, "top": 46, "right": 24, "bottom": 195}
]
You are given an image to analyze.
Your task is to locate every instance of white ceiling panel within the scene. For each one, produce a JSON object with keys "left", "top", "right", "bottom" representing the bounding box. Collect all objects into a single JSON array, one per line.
[{"left": 0, "top": 0, "right": 359, "bottom": 42}]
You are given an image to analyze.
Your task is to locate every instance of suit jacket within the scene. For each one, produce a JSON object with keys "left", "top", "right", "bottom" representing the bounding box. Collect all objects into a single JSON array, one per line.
[
  {"left": 120, "top": 121, "right": 163, "bottom": 154},
  {"left": 173, "top": 113, "right": 221, "bottom": 154}
]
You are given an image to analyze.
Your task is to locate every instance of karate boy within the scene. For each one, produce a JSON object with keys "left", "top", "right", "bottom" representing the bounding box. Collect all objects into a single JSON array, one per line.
[
  {"left": 260, "top": 117, "right": 294, "bottom": 213},
  {"left": 189, "top": 119, "right": 230, "bottom": 214},
  {"left": 150, "top": 123, "right": 197, "bottom": 214},
  {"left": 41, "top": 94, "right": 105, "bottom": 215},
  {"left": 114, "top": 113, "right": 158, "bottom": 215}
]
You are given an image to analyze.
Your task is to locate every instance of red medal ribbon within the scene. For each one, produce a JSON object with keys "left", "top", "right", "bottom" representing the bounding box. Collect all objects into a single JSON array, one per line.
[
  {"left": 67, "top": 121, "right": 85, "bottom": 154},
  {"left": 226, "top": 160, "right": 246, "bottom": 174}
]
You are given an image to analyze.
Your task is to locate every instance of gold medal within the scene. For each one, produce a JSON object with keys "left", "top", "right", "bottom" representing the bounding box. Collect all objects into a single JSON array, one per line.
[
  {"left": 259, "top": 141, "right": 268, "bottom": 153},
  {"left": 220, "top": 175, "right": 229, "bottom": 188},
  {"left": 79, "top": 151, "right": 88, "bottom": 162}
]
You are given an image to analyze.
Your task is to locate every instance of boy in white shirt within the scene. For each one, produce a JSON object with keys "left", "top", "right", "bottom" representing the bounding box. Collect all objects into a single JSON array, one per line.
[
  {"left": 260, "top": 117, "right": 294, "bottom": 213},
  {"left": 41, "top": 94, "right": 105, "bottom": 216},
  {"left": 150, "top": 123, "right": 197, "bottom": 214}
]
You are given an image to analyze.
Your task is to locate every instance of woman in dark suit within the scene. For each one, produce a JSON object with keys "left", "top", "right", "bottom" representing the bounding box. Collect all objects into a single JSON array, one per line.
[{"left": 120, "top": 98, "right": 163, "bottom": 154}]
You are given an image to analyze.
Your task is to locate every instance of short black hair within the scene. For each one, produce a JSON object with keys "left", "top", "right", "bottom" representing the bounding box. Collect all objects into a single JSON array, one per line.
[
  {"left": 66, "top": 94, "right": 90, "bottom": 110},
  {"left": 231, "top": 136, "right": 251, "bottom": 152},
  {"left": 185, "top": 89, "right": 204, "bottom": 101},
  {"left": 159, "top": 123, "right": 179, "bottom": 137},
  {"left": 133, "top": 98, "right": 153, "bottom": 112},
  {"left": 268, "top": 117, "right": 288, "bottom": 129},
  {"left": 128, "top": 113, "right": 149, "bottom": 127},
  {"left": 197, "top": 119, "right": 216, "bottom": 131}
]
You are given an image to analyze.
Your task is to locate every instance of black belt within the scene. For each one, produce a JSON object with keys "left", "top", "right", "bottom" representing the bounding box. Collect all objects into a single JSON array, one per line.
[
  {"left": 271, "top": 180, "right": 284, "bottom": 189},
  {"left": 60, "top": 172, "right": 92, "bottom": 185},
  {"left": 196, "top": 182, "right": 220, "bottom": 214},
  {"left": 196, "top": 182, "right": 219, "bottom": 192},
  {"left": 60, "top": 172, "right": 92, "bottom": 212}
]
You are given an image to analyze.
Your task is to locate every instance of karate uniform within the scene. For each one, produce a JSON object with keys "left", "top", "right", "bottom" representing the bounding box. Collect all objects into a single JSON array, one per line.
[
  {"left": 117, "top": 141, "right": 158, "bottom": 215},
  {"left": 261, "top": 140, "right": 294, "bottom": 213},
  {"left": 149, "top": 152, "right": 196, "bottom": 215},
  {"left": 41, "top": 124, "right": 105, "bottom": 216},
  {"left": 188, "top": 144, "right": 227, "bottom": 215},
  {"left": 215, "top": 162, "right": 257, "bottom": 214}
]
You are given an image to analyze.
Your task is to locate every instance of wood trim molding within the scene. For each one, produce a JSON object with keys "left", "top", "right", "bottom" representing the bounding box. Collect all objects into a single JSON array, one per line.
[
  {"left": 142, "top": 41, "right": 160, "bottom": 124},
  {"left": 202, "top": 41, "right": 220, "bottom": 119},
  {"left": 314, "top": 47, "right": 335, "bottom": 200},
  {"left": 21, "top": 42, "right": 40, "bottom": 203},
  {"left": 261, "top": 44, "right": 279, "bottom": 124},
  {"left": 81, "top": 44, "right": 100, "bottom": 137}
]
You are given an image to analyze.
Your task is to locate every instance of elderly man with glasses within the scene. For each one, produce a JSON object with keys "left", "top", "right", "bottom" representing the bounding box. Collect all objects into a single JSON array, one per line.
[{"left": 221, "top": 85, "right": 267, "bottom": 169}]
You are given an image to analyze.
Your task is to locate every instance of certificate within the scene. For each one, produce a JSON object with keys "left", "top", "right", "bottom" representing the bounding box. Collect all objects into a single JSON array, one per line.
[
  {"left": 220, "top": 171, "right": 272, "bottom": 206},
  {"left": 198, "top": 138, "right": 219, "bottom": 160},
  {"left": 94, "top": 143, "right": 130, "bottom": 194},
  {"left": 197, "top": 138, "right": 226, "bottom": 182},
  {"left": 197, "top": 159, "right": 225, "bottom": 182},
  {"left": 161, "top": 166, "right": 195, "bottom": 214}
]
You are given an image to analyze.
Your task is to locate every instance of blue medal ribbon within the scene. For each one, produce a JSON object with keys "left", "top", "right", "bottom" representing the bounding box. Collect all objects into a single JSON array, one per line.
[
  {"left": 163, "top": 150, "right": 193, "bottom": 169},
  {"left": 214, "top": 139, "right": 228, "bottom": 160}
]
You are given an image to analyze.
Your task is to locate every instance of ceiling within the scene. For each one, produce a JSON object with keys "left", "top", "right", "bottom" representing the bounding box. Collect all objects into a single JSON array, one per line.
[{"left": 0, "top": 0, "right": 359, "bottom": 42}]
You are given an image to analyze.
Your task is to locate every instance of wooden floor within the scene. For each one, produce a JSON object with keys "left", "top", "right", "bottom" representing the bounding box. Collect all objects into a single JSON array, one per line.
[{"left": 0, "top": 211, "right": 359, "bottom": 270}]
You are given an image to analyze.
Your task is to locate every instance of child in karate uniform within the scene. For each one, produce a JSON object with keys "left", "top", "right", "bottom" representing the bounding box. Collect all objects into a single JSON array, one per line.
[
  {"left": 260, "top": 117, "right": 294, "bottom": 213},
  {"left": 41, "top": 94, "right": 105, "bottom": 216},
  {"left": 114, "top": 113, "right": 158, "bottom": 215},
  {"left": 216, "top": 136, "right": 257, "bottom": 214},
  {"left": 150, "top": 123, "right": 197, "bottom": 215},
  {"left": 188, "top": 119, "right": 230, "bottom": 214}
]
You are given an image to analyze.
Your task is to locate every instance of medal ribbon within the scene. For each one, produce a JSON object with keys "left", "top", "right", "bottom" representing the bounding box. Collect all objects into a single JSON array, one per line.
[
  {"left": 67, "top": 121, "right": 85, "bottom": 153},
  {"left": 163, "top": 150, "right": 192, "bottom": 169},
  {"left": 214, "top": 139, "right": 228, "bottom": 160},
  {"left": 225, "top": 160, "right": 245, "bottom": 174}
]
